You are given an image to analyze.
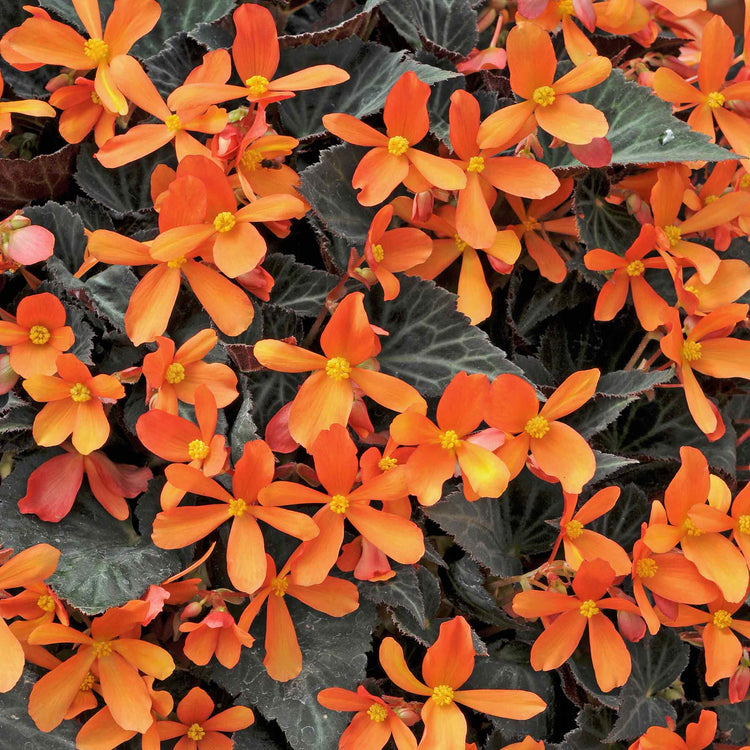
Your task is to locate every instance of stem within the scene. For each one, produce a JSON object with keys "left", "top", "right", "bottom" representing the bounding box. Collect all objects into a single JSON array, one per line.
[{"left": 624, "top": 332, "right": 656, "bottom": 371}]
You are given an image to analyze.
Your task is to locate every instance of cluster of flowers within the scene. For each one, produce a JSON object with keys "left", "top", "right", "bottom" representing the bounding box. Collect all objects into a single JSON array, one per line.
[{"left": 0, "top": 0, "right": 749, "bottom": 748}]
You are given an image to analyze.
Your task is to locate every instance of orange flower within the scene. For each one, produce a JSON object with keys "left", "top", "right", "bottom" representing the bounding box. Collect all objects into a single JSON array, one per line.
[
  {"left": 259, "top": 424, "right": 425, "bottom": 586},
  {"left": 317, "top": 685, "right": 418, "bottom": 750},
  {"left": 239, "top": 552, "right": 359, "bottom": 682},
  {"left": 0, "top": 292, "right": 74, "bottom": 377},
  {"left": 167, "top": 3, "right": 349, "bottom": 111},
  {"left": 628, "top": 709, "right": 717, "bottom": 750},
  {"left": 390, "top": 371, "right": 509, "bottom": 505},
  {"left": 505, "top": 179, "right": 579, "bottom": 283},
  {"left": 23, "top": 353, "right": 124, "bottom": 455},
  {"left": 235, "top": 131, "right": 304, "bottom": 202},
  {"left": 136, "top": 384, "right": 228, "bottom": 510},
  {"left": 583, "top": 224, "right": 670, "bottom": 331},
  {"left": 477, "top": 22, "right": 611, "bottom": 150},
  {"left": 379, "top": 616, "right": 547, "bottom": 748},
  {"left": 676, "top": 259, "right": 750, "bottom": 316},
  {"left": 363, "top": 204, "right": 433, "bottom": 300},
  {"left": 448, "top": 89, "right": 560, "bottom": 250},
  {"left": 0, "top": 543, "right": 60, "bottom": 693},
  {"left": 0, "top": 71, "right": 55, "bottom": 137},
  {"left": 142, "top": 329, "right": 238, "bottom": 414},
  {"left": 95, "top": 54, "right": 228, "bottom": 167},
  {"left": 253, "top": 292, "right": 426, "bottom": 449},
  {"left": 27, "top": 600, "right": 175, "bottom": 732},
  {"left": 153, "top": 439, "right": 319, "bottom": 594},
  {"left": 730, "top": 481, "right": 750, "bottom": 567},
  {"left": 513, "top": 559, "right": 640, "bottom": 691},
  {"left": 322, "top": 71, "right": 467, "bottom": 206},
  {"left": 156, "top": 687, "right": 254, "bottom": 747},
  {"left": 485, "top": 369, "right": 599, "bottom": 494},
  {"left": 0, "top": 0, "right": 161, "bottom": 115},
  {"left": 179, "top": 607, "right": 255, "bottom": 669},
  {"left": 660, "top": 304, "right": 750, "bottom": 435},
  {"left": 642, "top": 446, "right": 749, "bottom": 603},
  {"left": 49, "top": 76, "right": 116, "bottom": 147}
]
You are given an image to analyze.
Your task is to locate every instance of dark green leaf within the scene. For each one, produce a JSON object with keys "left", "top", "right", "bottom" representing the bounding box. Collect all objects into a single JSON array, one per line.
[
  {"left": 230, "top": 375, "right": 258, "bottom": 463},
  {"left": 591, "top": 451, "right": 639, "bottom": 484},
  {"left": 144, "top": 33, "right": 209, "bottom": 99},
  {"left": 23, "top": 200, "right": 86, "bottom": 274},
  {"left": 0, "top": 392, "right": 35, "bottom": 435},
  {"left": 390, "top": 563, "right": 442, "bottom": 645},
  {"left": 589, "top": 483, "right": 649, "bottom": 549},
  {"left": 67, "top": 307, "right": 95, "bottom": 365},
  {"left": 360, "top": 564, "right": 425, "bottom": 623},
  {"left": 566, "top": 397, "right": 636, "bottom": 440},
  {"left": 597, "top": 368, "right": 676, "bottom": 397},
  {"left": 264, "top": 252, "right": 337, "bottom": 317},
  {"left": 85, "top": 265, "right": 139, "bottom": 332},
  {"left": 559, "top": 705, "right": 623, "bottom": 750}
]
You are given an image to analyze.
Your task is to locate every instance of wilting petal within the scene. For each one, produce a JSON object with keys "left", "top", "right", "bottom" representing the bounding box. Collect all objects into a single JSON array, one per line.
[{"left": 18, "top": 451, "right": 84, "bottom": 522}]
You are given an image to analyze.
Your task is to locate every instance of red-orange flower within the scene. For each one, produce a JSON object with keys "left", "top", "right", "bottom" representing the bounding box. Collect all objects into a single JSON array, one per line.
[{"left": 179, "top": 606, "right": 255, "bottom": 670}]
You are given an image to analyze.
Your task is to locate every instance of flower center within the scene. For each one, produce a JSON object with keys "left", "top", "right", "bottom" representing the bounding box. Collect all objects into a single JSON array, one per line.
[
  {"left": 213, "top": 211, "right": 236, "bottom": 233},
  {"left": 329, "top": 494, "right": 349, "bottom": 514},
  {"left": 187, "top": 723, "right": 206, "bottom": 741},
  {"left": 454, "top": 234, "right": 469, "bottom": 253},
  {"left": 187, "top": 439, "right": 210, "bottom": 460},
  {"left": 165, "top": 114, "right": 182, "bottom": 132},
  {"left": 325, "top": 356, "right": 351, "bottom": 381},
  {"left": 92, "top": 640, "right": 112, "bottom": 658},
  {"left": 167, "top": 256, "right": 187, "bottom": 269},
  {"left": 579, "top": 599, "right": 600, "bottom": 618},
  {"left": 681, "top": 341, "right": 702, "bottom": 362},
  {"left": 663, "top": 224, "right": 682, "bottom": 247},
  {"left": 706, "top": 91, "right": 725, "bottom": 109},
  {"left": 270, "top": 577, "right": 289, "bottom": 597},
  {"left": 467, "top": 156, "right": 485, "bottom": 173},
  {"left": 245, "top": 75, "right": 270, "bottom": 97},
  {"left": 524, "top": 216, "right": 541, "bottom": 232},
  {"left": 704, "top": 194, "right": 719, "bottom": 204},
  {"left": 684, "top": 285, "right": 700, "bottom": 297},
  {"left": 83, "top": 38, "right": 110, "bottom": 63},
  {"left": 565, "top": 520, "right": 583, "bottom": 539},
  {"left": 682, "top": 517, "right": 704, "bottom": 537},
  {"left": 558, "top": 0, "right": 575, "bottom": 14},
  {"left": 79, "top": 672, "right": 96, "bottom": 691},
  {"left": 432, "top": 684, "right": 454, "bottom": 706},
  {"left": 387, "top": 135, "right": 409, "bottom": 156},
  {"left": 91, "top": 91, "right": 101, "bottom": 105},
  {"left": 69, "top": 383, "right": 91, "bottom": 402},
  {"left": 712, "top": 609, "right": 733, "bottom": 629},
  {"left": 636, "top": 558, "right": 658, "bottom": 578},
  {"left": 378, "top": 456, "right": 398, "bottom": 472},
  {"left": 741, "top": 173, "right": 750, "bottom": 189},
  {"left": 228, "top": 497, "right": 247, "bottom": 517},
  {"left": 165, "top": 362, "right": 185, "bottom": 384},
  {"left": 371, "top": 243, "right": 385, "bottom": 262},
  {"left": 28, "top": 325, "right": 51, "bottom": 345},
  {"left": 626, "top": 260, "right": 645, "bottom": 277},
  {"left": 738, "top": 514, "right": 750, "bottom": 534},
  {"left": 367, "top": 703, "right": 388, "bottom": 722},
  {"left": 439, "top": 429, "right": 460, "bottom": 450},
  {"left": 241, "top": 148, "right": 264, "bottom": 171},
  {"left": 532, "top": 86, "right": 556, "bottom": 107},
  {"left": 525, "top": 415, "right": 550, "bottom": 439},
  {"left": 36, "top": 593, "right": 55, "bottom": 612}
]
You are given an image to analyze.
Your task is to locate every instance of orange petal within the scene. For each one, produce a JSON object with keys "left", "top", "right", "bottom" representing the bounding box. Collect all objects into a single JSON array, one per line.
[
  {"left": 0, "top": 618, "right": 24, "bottom": 693},
  {"left": 535, "top": 94, "right": 609, "bottom": 145},
  {"left": 23, "top": 374, "right": 73, "bottom": 402},
  {"left": 289, "top": 507, "right": 345, "bottom": 586},
  {"left": 253, "top": 339, "right": 326, "bottom": 372},
  {"left": 524, "top": 230, "right": 567, "bottom": 282},
  {"left": 352, "top": 148, "right": 409, "bottom": 206},
  {"left": 681, "top": 533, "right": 749, "bottom": 603},
  {"left": 378, "top": 637, "right": 431, "bottom": 696},
  {"left": 530, "top": 421, "right": 596, "bottom": 494},
  {"left": 481, "top": 156, "right": 560, "bottom": 200},
  {"left": 456, "top": 172, "right": 497, "bottom": 250},
  {"left": 71, "top": 399, "right": 110, "bottom": 455},
  {"left": 98, "top": 652, "right": 153, "bottom": 733},
  {"left": 4, "top": 17, "right": 91, "bottom": 70},
  {"left": 346, "top": 504, "right": 425, "bottom": 565},
  {"left": 351, "top": 367, "right": 427, "bottom": 415},
  {"left": 647, "top": 552, "right": 720, "bottom": 605},
  {"left": 456, "top": 246, "right": 493, "bottom": 324},
  {"left": 541, "top": 369, "right": 599, "bottom": 421},
  {"left": 456, "top": 440, "right": 509, "bottom": 500},
  {"left": 321, "top": 292, "right": 378, "bottom": 365},
  {"left": 227, "top": 513, "right": 266, "bottom": 594},
  {"left": 135, "top": 410, "right": 195, "bottom": 461},
  {"left": 530, "top": 608, "right": 586, "bottom": 670},
  {"left": 420, "top": 699, "right": 467, "bottom": 749},
  {"left": 436, "top": 371, "right": 488, "bottom": 435},
  {"left": 513, "top": 590, "right": 580, "bottom": 618},
  {"left": 212, "top": 221, "right": 266, "bottom": 278},
  {"left": 588, "top": 613, "right": 631, "bottom": 691},
  {"left": 407, "top": 149, "right": 466, "bottom": 191},
  {"left": 231, "top": 3, "right": 279, "bottom": 81},
  {"left": 311, "top": 423, "right": 358, "bottom": 495},
  {"left": 449, "top": 89, "right": 481, "bottom": 161},
  {"left": 389, "top": 411, "right": 441, "bottom": 445},
  {"left": 422, "top": 616, "right": 474, "bottom": 689},
  {"left": 264, "top": 594, "right": 302, "bottom": 682},
  {"left": 681, "top": 365, "right": 718, "bottom": 435},
  {"left": 124, "top": 264, "right": 181, "bottom": 346},
  {"left": 286, "top": 576, "right": 359, "bottom": 616},
  {"left": 553, "top": 56, "right": 612, "bottom": 95},
  {"left": 693, "top": 339, "right": 750, "bottom": 379},
  {"left": 112, "top": 638, "right": 174, "bottom": 680},
  {"left": 322, "top": 113, "right": 387, "bottom": 147},
  {"left": 487, "top": 374, "right": 538, "bottom": 433},
  {"left": 384, "top": 71, "right": 430, "bottom": 145},
  {"left": 703, "top": 622, "right": 742, "bottom": 686},
  {"left": 698, "top": 15, "right": 735, "bottom": 94},
  {"left": 507, "top": 22, "right": 556, "bottom": 99},
  {"left": 32, "top": 399, "right": 77, "bottom": 447},
  {"left": 477, "top": 101, "right": 537, "bottom": 151},
  {"left": 403, "top": 442, "right": 456, "bottom": 506},
  {"left": 454, "top": 688, "right": 546, "bottom": 719},
  {"left": 151, "top": 504, "right": 229, "bottom": 549}
]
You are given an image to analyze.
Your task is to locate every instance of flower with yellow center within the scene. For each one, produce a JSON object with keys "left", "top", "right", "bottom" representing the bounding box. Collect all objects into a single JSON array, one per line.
[
  {"left": 83, "top": 38, "right": 109, "bottom": 63},
  {"left": 325, "top": 356, "right": 351, "bottom": 381},
  {"left": 270, "top": 577, "right": 289, "bottom": 597},
  {"left": 431, "top": 684, "right": 454, "bottom": 706},
  {"left": 69, "top": 383, "right": 91, "bottom": 403},
  {"left": 565, "top": 520, "right": 583, "bottom": 539},
  {"left": 329, "top": 494, "right": 349, "bottom": 514},
  {"left": 245, "top": 75, "right": 270, "bottom": 97},
  {"left": 92, "top": 640, "right": 113, "bottom": 658},
  {"left": 682, "top": 341, "right": 702, "bottom": 362},
  {"left": 28, "top": 325, "right": 51, "bottom": 345},
  {"left": 187, "top": 723, "right": 206, "bottom": 741},
  {"left": 213, "top": 211, "right": 237, "bottom": 233},
  {"left": 167, "top": 255, "right": 186, "bottom": 269},
  {"left": 79, "top": 672, "right": 96, "bottom": 692},
  {"left": 467, "top": 156, "right": 485, "bottom": 173},
  {"left": 367, "top": 703, "right": 388, "bottom": 722},
  {"left": 557, "top": 0, "right": 574, "bottom": 14},
  {"left": 371, "top": 243, "right": 385, "bottom": 262},
  {"left": 387, "top": 135, "right": 409, "bottom": 156},
  {"left": 636, "top": 558, "right": 658, "bottom": 578},
  {"left": 682, "top": 517, "right": 703, "bottom": 537},
  {"left": 241, "top": 148, "right": 264, "bottom": 171},
  {"left": 663, "top": 224, "right": 682, "bottom": 247},
  {"left": 36, "top": 593, "right": 55, "bottom": 612},
  {"left": 228, "top": 497, "right": 247, "bottom": 517},
  {"left": 91, "top": 91, "right": 101, "bottom": 105},
  {"left": 165, "top": 362, "right": 185, "bottom": 384},
  {"left": 704, "top": 194, "right": 719, "bottom": 204},
  {"left": 705, "top": 91, "right": 725, "bottom": 109},
  {"left": 712, "top": 609, "right": 733, "bottom": 629},
  {"left": 187, "top": 439, "right": 210, "bottom": 461},
  {"left": 439, "top": 429, "right": 460, "bottom": 450},
  {"left": 625, "top": 260, "right": 645, "bottom": 277},
  {"left": 532, "top": 86, "right": 556, "bottom": 107},
  {"left": 378, "top": 456, "right": 398, "bottom": 471},
  {"left": 165, "top": 114, "right": 182, "bottom": 132},
  {"left": 454, "top": 234, "right": 469, "bottom": 253},
  {"left": 524, "top": 216, "right": 541, "bottom": 233},
  {"left": 738, "top": 515, "right": 750, "bottom": 534},
  {"left": 525, "top": 415, "right": 550, "bottom": 439},
  {"left": 579, "top": 599, "right": 600, "bottom": 618}
]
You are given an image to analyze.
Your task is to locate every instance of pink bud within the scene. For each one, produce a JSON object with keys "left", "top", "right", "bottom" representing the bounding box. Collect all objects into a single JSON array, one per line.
[
  {"left": 729, "top": 663, "right": 750, "bottom": 703},
  {"left": 412, "top": 191, "right": 434, "bottom": 223},
  {"left": 618, "top": 609, "right": 646, "bottom": 643}
]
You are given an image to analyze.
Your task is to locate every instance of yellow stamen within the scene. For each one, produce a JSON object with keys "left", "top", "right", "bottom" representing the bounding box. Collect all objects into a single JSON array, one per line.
[
  {"left": 712, "top": 609, "right": 733, "bottom": 629},
  {"left": 325, "top": 356, "right": 351, "bottom": 381},
  {"left": 625, "top": 260, "right": 645, "bottom": 277},
  {"left": 684, "top": 285, "right": 700, "bottom": 297},
  {"left": 525, "top": 415, "right": 550, "bottom": 439},
  {"left": 367, "top": 703, "right": 388, "bottom": 722},
  {"left": 165, "top": 362, "right": 185, "bottom": 384},
  {"left": 565, "top": 520, "right": 583, "bottom": 539},
  {"left": 706, "top": 91, "right": 725, "bottom": 109},
  {"left": 579, "top": 599, "right": 600, "bottom": 618},
  {"left": 245, "top": 75, "right": 270, "bottom": 97},
  {"left": 532, "top": 86, "right": 556, "bottom": 107},
  {"left": 187, "top": 723, "right": 206, "bottom": 741},
  {"left": 454, "top": 234, "right": 469, "bottom": 253},
  {"left": 663, "top": 224, "right": 681, "bottom": 247},
  {"left": 83, "top": 38, "right": 109, "bottom": 63},
  {"left": 439, "top": 429, "right": 460, "bottom": 450},
  {"left": 432, "top": 684, "right": 454, "bottom": 706},
  {"left": 636, "top": 558, "right": 658, "bottom": 578},
  {"left": 524, "top": 216, "right": 541, "bottom": 232},
  {"left": 91, "top": 91, "right": 101, "bottom": 105},
  {"left": 213, "top": 211, "right": 236, "bottom": 233},
  {"left": 36, "top": 594, "right": 55, "bottom": 612},
  {"left": 241, "top": 148, "right": 264, "bottom": 171},
  {"left": 165, "top": 114, "right": 182, "bottom": 132},
  {"left": 270, "top": 577, "right": 289, "bottom": 597},
  {"left": 79, "top": 672, "right": 95, "bottom": 692},
  {"left": 741, "top": 173, "right": 750, "bottom": 189},
  {"left": 92, "top": 640, "right": 112, "bottom": 658},
  {"left": 188, "top": 439, "right": 210, "bottom": 460},
  {"left": 69, "top": 383, "right": 91, "bottom": 403},
  {"left": 387, "top": 135, "right": 409, "bottom": 156},
  {"left": 167, "top": 256, "right": 187, "bottom": 269},
  {"left": 558, "top": 0, "right": 575, "bottom": 14},
  {"left": 371, "top": 243, "right": 385, "bottom": 262},
  {"left": 681, "top": 341, "right": 702, "bottom": 362},
  {"left": 329, "top": 494, "right": 349, "bottom": 514},
  {"left": 228, "top": 497, "right": 247, "bottom": 517},
  {"left": 378, "top": 456, "right": 398, "bottom": 472},
  {"left": 467, "top": 156, "right": 485, "bottom": 173},
  {"left": 682, "top": 517, "right": 704, "bottom": 537},
  {"left": 738, "top": 515, "right": 750, "bottom": 534},
  {"left": 28, "top": 325, "right": 50, "bottom": 345},
  {"left": 704, "top": 194, "right": 719, "bottom": 204}
]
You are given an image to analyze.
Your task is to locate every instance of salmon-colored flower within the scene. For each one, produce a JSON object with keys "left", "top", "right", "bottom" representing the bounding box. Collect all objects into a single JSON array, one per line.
[
  {"left": 486, "top": 369, "right": 599, "bottom": 494},
  {"left": 28, "top": 600, "right": 175, "bottom": 732},
  {"left": 0, "top": 0, "right": 161, "bottom": 115},
  {"left": 156, "top": 687, "right": 254, "bottom": 748},
  {"left": 239, "top": 552, "right": 359, "bottom": 682},
  {"left": 477, "top": 22, "right": 611, "bottom": 150},
  {"left": 0, "top": 210, "right": 55, "bottom": 269},
  {"left": 259, "top": 424, "right": 425, "bottom": 586},
  {"left": 153, "top": 439, "right": 319, "bottom": 594},
  {"left": 142, "top": 330, "right": 238, "bottom": 414},
  {"left": 179, "top": 606, "right": 255, "bottom": 669},
  {"left": 0, "top": 292, "right": 74, "bottom": 377},
  {"left": 642, "top": 446, "right": 749, "bottom": 603},
  {"left": 628, "top": 709, "right": 717, "bottom": 750},
  {"left": 660, "top": 304, "right": 750, "bottom": 435},
  {"left": 676, "top": 259, "right": 750, "bottom": 317},
  {"left": 317, "top": 685, "right": 419, "bottom": 750},
  {"left": 584, "top": 224, "right": 670, "bottom": 331},
  {"left": 730, "top": 480, "right": 750, "bottom": 567},
  {"left": 322, "top": 71, "right": 467, "bottom": 206},
  {"left": 448, "top": 89, "right": 560, "bottom": 249},
  {"left": 390, "top": 371, "right": 509, "bottom": 505},
  {"left": 167, "top": 3, "right": 349, "bottom": 112},
  {"left": 23, "top": 353, "right": 124, "bottom": 455},
  {"left": 513, "top": 559, "right": 640, "bottom": 691},
  {"left": 0, "top": 71, "right": 55, "bottom": 137},
  {"left": 235, "top": 131, "right": 304, "bottom": 202},
  {"left": 253, "top": 292, "right": 426, "bottom": 449},
  {"left": 379, "top": 616, "right": 547, "bottom": 747},
  {"left": 49, "top": 76, "right": 116, "bottom": 146}
]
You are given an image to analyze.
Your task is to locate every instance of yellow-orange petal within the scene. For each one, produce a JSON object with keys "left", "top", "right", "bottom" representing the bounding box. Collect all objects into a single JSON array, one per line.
[
  {"left": 530, "top": 421, "right": 595, "bottom": 494},
  {"left": 378, "top": 637, "right": 431, "bottom": 696},
  {"left": 535, "top": 94, "right": 609, "bottom": 145},
  {"left": 588, "top": 613, "right": 631, "bottom": 691},
  {"left": 540, "top": 368, "right": 599, "bottom": 422}
]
